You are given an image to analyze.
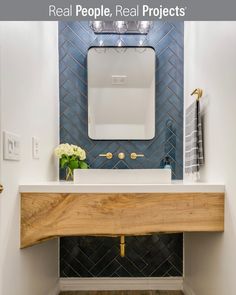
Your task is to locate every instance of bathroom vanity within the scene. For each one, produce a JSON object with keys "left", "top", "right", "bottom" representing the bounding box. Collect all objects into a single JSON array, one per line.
[{"left": 20, "top": 173, "right": 224, "bottom": 249}]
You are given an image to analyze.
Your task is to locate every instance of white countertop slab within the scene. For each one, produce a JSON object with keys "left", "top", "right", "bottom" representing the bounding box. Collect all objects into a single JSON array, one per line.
[{"left": 19, "top": 181, "right": 225, "bottom": 193}]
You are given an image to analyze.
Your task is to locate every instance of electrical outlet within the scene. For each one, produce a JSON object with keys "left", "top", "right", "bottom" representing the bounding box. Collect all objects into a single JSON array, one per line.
[
  {"left": 32, "top": 137, "right": 40, "bottom": 159},
  {"left": 3, "top": 131, "right": 21, "bottom": 161}
]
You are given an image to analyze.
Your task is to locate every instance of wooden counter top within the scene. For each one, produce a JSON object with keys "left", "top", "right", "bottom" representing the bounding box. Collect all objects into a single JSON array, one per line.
[{"left": 20, "top": 184, "right": 225, "bottom": 248}]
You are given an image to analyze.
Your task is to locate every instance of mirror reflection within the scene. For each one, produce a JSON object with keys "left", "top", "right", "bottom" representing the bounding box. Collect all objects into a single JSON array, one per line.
[{"left": 88, "top": 47, "right": 155, "bottom": 140}]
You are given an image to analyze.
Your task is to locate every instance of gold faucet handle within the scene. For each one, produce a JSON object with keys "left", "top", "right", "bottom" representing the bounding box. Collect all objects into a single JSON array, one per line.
[
  {"left": 99, "top": 152, "right": 113, "bottom": 160},
  {"left": 130, "top": 152, "right": 144, "bottom": 160}
]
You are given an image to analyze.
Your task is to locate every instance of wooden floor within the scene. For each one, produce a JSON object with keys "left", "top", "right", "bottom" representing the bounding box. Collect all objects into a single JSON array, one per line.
[{"left": 60, "top": 291, "right": 184, "bottom": 295}]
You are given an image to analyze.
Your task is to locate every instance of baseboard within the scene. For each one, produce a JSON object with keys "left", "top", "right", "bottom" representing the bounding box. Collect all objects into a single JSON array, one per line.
[
  {"left": 60, "top": 277, "right": 183, "bottom": 291},
  {"left": 48, "top": 279, "right": 60, "bottom": 295},
  {"left": 183, "top": 281, "right": 196, "bottom": 295}
]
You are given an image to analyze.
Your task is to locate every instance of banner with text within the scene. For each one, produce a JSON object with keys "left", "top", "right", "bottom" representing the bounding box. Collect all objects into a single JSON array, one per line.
[{"left": 0, "top": 0, "right": 236, "bottom": 20}]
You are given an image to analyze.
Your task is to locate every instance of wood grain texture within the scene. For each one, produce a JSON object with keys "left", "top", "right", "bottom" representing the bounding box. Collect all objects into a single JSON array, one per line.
[
  {"left": 21, "top": 192, "right": 224, "bottom": 248},
  {"left": 59, "top": 291, "right": 184, "bottom": 295}
]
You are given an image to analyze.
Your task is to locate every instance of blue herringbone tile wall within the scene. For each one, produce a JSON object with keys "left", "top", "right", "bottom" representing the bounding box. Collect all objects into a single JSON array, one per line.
[{"left": 59, "top": 21, "right": 184, "bottom": 277}]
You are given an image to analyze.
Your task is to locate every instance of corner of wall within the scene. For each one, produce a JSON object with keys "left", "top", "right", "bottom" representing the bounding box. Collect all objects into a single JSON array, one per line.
[{"left": 183, "top": 280, "right": 196, "bottom": 295}]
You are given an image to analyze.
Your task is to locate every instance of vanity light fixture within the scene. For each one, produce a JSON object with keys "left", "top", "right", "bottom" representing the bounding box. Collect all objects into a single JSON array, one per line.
[
  {"left": 89, "top": 21, "right": 105, "bottom": 33},
  {"left": 89, "top": 21, "right": 153, "bottom": 35},
  {"left": 137, "top": 21, "right": 153, "bottom": 34},
  {"left": 113, "top": 21, "right": 128, "bottom": 34}
]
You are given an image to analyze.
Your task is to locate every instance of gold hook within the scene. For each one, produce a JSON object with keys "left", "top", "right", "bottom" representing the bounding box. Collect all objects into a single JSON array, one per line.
[{"left": 191, "top": 88, "right": 203, "bottom": 101}]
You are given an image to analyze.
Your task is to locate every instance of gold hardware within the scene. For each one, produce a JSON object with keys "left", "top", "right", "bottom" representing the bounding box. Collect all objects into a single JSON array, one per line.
[
  {"left": 130, "top": 152, "right": 144, "bottom": 160},
  {"left": 99, "top": 152, "right": 113, "bottom": 160},
  {"left": 0, "top": 184, "right": 3, "bottom": 194},
  {"left": 120, "top": 235, "right": 125, "bottom": 257},
  {"left": 191, "top": 88, "right": 203, "bottom": 101},
  {"left": 118, "top": 152, "right": 125, "bottom": 160}
]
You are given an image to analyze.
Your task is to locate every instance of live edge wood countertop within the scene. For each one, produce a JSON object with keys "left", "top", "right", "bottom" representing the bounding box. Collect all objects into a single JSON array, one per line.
[{"left": 19, "top": 181, "right": 225, "bottom": 249}]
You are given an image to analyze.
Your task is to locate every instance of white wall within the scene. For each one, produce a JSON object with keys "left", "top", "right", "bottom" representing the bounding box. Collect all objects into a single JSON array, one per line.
[
  {"left": 0, "top": 22, "right": 59, "bottom": 295},
  {"left": 184, "top": 21, "right": 236, "bottom": 295}
]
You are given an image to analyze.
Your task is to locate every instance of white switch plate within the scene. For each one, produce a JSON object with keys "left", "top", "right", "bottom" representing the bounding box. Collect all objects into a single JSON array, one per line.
[
  {"left": 3, "top": 131, "right": 21, "bottom": 161},
  {"left": 32, "top": 137, "right": 40, "bottom": 159}
]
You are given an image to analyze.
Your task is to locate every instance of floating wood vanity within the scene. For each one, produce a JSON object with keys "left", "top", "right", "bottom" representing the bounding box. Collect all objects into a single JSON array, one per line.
[{"left": 20, "top": 182, "right": 225, "bottom": 249}]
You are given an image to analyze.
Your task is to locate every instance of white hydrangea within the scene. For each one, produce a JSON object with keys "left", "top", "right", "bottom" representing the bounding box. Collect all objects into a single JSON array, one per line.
[
  {"left": 71, "top": 144, "right": 86, "bottom": 160},
  {"left": 54, "top": 143, "right": 86, "bottom": 160}
]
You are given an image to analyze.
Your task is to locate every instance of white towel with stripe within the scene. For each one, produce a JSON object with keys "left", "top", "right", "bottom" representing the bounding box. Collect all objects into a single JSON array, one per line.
[{"left": 185, "top": 100, "right": 204, "bottom": 175}]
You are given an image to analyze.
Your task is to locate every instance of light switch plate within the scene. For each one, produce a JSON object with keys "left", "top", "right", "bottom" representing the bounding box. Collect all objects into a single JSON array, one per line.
[
  {"left": 3, "top": 131, "right": 21, "bottom": 161},
  {"left": 32, "top": 137, "right": 40, "bottom": 159}
]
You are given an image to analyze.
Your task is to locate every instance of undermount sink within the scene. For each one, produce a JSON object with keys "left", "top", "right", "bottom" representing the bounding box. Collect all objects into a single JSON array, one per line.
[{"left": 73, "top": 169, "right": 171, "bottom": 184}]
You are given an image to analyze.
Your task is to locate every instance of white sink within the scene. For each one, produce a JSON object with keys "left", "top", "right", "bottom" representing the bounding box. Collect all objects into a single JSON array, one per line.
[{"left": 73, "top": 169, "right": 171, "bottom": 184}]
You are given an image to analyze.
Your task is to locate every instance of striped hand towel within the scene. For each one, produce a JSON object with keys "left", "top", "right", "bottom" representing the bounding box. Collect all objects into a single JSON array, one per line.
[{"left": 185, "top": 100, "right": 204, "bottom": 175}]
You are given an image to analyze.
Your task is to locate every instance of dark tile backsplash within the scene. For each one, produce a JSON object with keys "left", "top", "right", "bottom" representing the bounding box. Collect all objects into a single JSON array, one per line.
[
  {"left": 59, "top": 21, "right": 184, "bottom": 277},
  {"left": 60, "top": 235, "right": 183, "bottom": 277}
]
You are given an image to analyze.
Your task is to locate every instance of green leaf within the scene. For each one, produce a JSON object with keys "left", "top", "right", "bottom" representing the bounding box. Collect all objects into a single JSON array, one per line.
[
  {"left": 68, "top": 159, "right": 79, "bottom": 170},
  {"left": 60, "top": 157, "right": 68, "bottom": 168},
  {"left": 71, "top": 155, "right": 76, "bottom": 161},
  {"left": 80, "top": 161, "right": 89, "bottom": 169}
]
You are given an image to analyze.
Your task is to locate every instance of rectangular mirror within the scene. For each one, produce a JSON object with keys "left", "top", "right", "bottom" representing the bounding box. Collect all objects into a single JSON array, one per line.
[{"left": 87, "top": 46, "right": 155, "bottom": 140}]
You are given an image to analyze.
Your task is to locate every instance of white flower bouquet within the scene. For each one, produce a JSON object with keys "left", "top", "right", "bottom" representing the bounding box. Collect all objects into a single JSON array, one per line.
[{"left": 54, "top": 143, "right": 88, "bottom": 180}]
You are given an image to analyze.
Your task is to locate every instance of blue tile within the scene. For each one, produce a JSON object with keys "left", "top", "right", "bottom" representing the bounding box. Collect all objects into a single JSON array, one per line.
[{"left": 59, "top": 20, "right": 184, "bottom": 278}]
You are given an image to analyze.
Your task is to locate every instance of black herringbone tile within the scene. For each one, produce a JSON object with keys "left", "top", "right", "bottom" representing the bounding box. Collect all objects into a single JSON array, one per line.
[{"left": 60, "top": 234, "right": 183, "bottom": 277}]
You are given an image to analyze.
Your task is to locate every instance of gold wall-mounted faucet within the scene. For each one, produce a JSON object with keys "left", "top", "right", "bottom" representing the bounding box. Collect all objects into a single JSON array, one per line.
[
  {"left": 130, "top": 152, "right": 144, "bottom": 160},
  {"left": 99, "top": 152, "right": 113, "bottom": 159},
  {"left": 99, "top": 152, "right": 144, "bottom": 160}
]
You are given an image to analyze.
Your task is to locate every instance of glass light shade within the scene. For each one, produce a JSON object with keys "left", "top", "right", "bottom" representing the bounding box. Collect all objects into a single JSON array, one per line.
[
  {"left": 113, "top": 21, "right": 128, "bottom": 34},
  {"left": 90, "top": 21, "right": 105, "bottom": 33},
  {"left": 137, "top": 21, "right": 153, "bottom": 34}
]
